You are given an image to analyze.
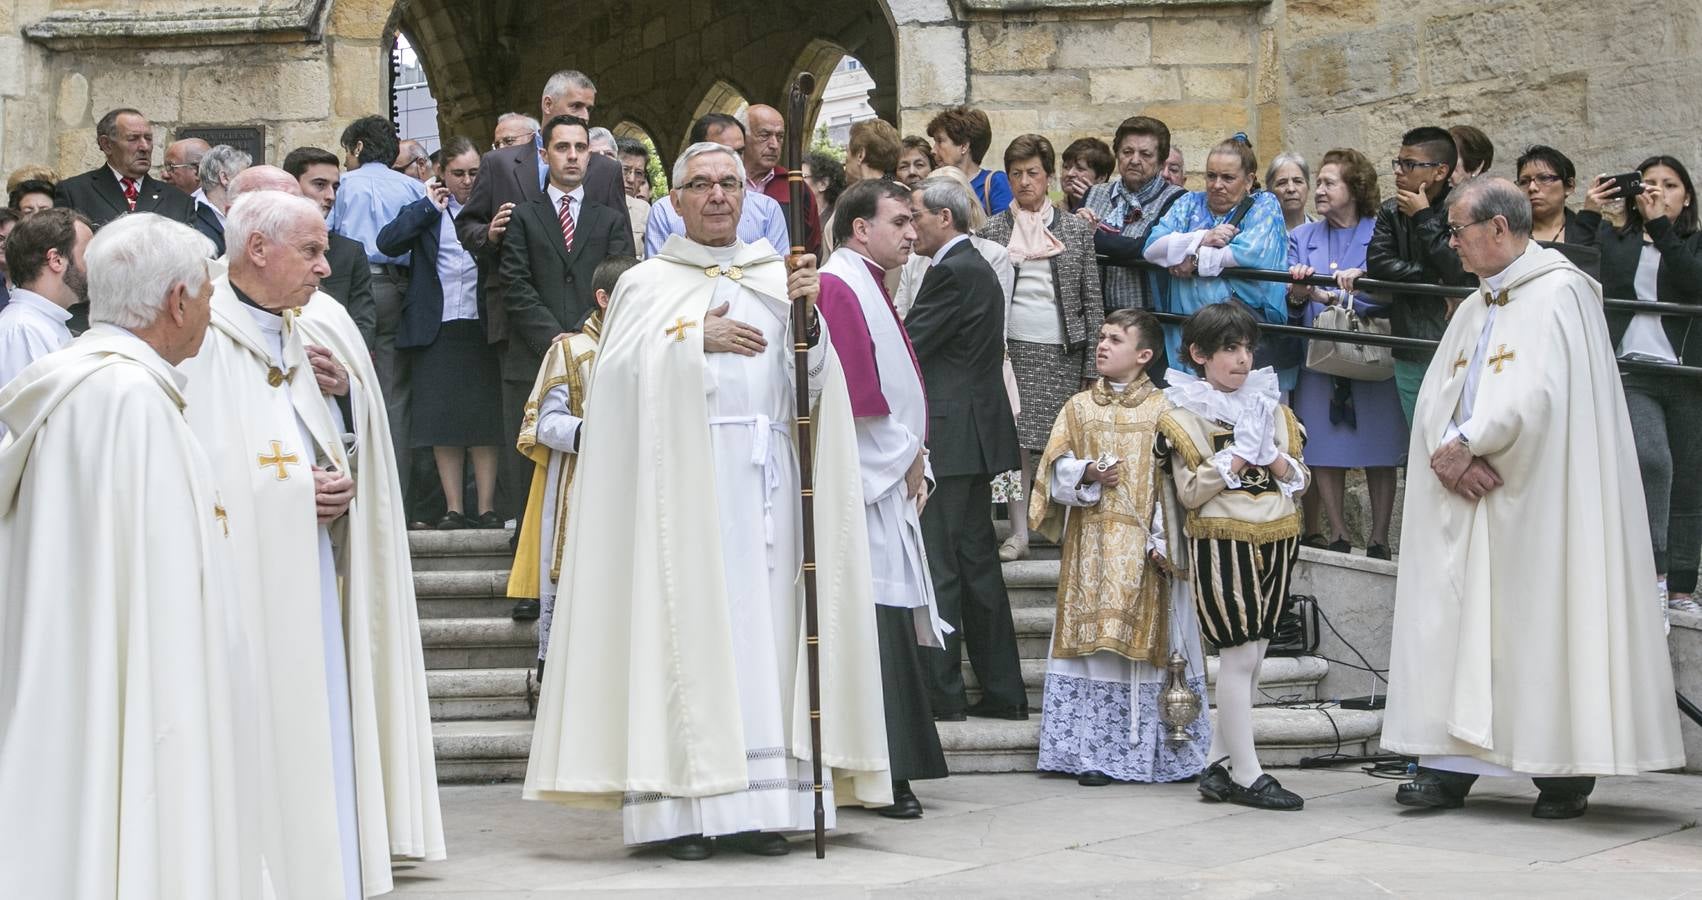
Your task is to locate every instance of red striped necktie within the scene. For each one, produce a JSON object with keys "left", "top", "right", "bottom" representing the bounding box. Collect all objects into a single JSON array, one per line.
[
  {"left": 558, "top": 195, "right": 575, "bottom": 254},
  {"left": 120, "top": 177, "right": 139, "bottom": 211}
]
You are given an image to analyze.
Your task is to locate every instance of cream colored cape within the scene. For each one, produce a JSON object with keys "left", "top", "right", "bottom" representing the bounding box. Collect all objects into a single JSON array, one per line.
[
  {"left": 0, "top": 326, "right": 258, "bottom": 900},
  {"left": 180, "top": 281, "right": 443, "bottom": 898},
  {"left": 523, "top": 235, "right": 892, "bottom": 809},
  {"left": 1382, "top": 242, "right": 1685, "bottom": 774}
]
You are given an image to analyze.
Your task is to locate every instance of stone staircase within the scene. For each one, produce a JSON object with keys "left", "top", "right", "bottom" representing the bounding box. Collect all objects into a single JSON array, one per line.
[{"left": 414, "top": 529, "right": 1384, "bottom": 784}]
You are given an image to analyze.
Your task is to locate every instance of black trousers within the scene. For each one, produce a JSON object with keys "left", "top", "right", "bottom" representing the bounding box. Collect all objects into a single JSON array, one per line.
[
  {"left": 922, "top": 473, "right": 1026, "bottom": 715},
  {"left": 1422, "top": 766, "right": 1596, "bottom": 798}
]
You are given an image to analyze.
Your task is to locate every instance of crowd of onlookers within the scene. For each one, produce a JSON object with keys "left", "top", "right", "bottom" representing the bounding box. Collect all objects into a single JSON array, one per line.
[{"left": 1, "top": 72, "right": 1698, "bottom": 615}]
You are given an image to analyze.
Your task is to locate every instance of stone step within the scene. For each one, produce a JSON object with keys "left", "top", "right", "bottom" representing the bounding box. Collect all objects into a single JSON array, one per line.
[
  {"left": 408, "top": 528, "right": 516, "bottom": 572},
  {"left": 423, "top": 654, "right": 1329, "bottom": 721},
  {"left": 430, "top": 706, "right": 1382, "bottom": 784}
]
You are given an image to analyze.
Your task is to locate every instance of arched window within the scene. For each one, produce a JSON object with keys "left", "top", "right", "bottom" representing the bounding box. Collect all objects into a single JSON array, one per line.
[{"left": 390, "top": 33, "right": 440, "bottom": 155}]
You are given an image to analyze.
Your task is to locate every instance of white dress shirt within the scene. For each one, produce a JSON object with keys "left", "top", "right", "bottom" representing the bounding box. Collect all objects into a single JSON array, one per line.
[
  {"left": 545, "top": 183, "right": 585, "bottom": 233},
  {"left": 436, "top": 197, "right": 481, "bottom": 322},
  {"left": 0, "top": 288, "right": 74, "bottom": 388}
]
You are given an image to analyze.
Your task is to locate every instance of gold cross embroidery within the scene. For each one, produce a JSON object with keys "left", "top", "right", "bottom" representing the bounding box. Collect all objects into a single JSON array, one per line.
[
  {"left": 257, "top": 441, "right": 301, "bottom": 480},
  {"left": 1488, "top": 345, "right": 1515, "bottom": 374},
  {"left": 1452, "top": 353, "right": 1469, "bottom": 374},
  {"left": 213, "top": 502, "right": 229, "bottom": 536},
  {"left": 266, "top": 365, "right": 295, "bottom": 388},
  {"left": 665, "top": 317, "right": 699, "bottom": 342},
  {"left": 702, "top": 264, "right": 744, "bottom": 281}
]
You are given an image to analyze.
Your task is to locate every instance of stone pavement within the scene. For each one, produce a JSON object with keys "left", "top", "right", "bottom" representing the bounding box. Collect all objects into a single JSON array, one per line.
[{"left": 393, "top": 769, "right": 1702, "bottom": 897}]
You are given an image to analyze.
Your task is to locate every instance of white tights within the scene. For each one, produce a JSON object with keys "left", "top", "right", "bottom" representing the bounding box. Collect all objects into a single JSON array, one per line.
[{"left": 1209, "top": 639, "right": 1270, "bottom": 788}]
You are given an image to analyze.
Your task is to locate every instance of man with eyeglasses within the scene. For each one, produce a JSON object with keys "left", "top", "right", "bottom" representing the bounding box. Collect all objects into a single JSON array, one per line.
[
  {"left": 491, "top": 113, "right": 540, "bottom": 152},
  {"left": 394, "top": 139, "right": 434, "bottom": 183},
  {"left": 644, "top": 113, "right": 790, "bottom": 257},
  {"left": 618, "top": 137, "right": 652, "bottom": 257},
  {"left": 740, "top": 103, "right": 822, "bottom": 258},
  {"left": 161, "top": 137, "right": 211, "bottom": 205},
  {"left": 1367, "top": 125, "right": 1475, "bottom": 424}
]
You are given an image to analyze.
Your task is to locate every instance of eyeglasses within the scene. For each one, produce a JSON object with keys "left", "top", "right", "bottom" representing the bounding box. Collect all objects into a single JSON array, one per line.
[
  {"left": 1391, "top": 158, "right": 1444, "bottom": 173},
  {"left": 1515, "top": 173, "right": 1565, "bottom": 188},
  {"left": 157, "top": 163, "right": 196, "bottom": 176},
  {"left": 1445, "top": 218, "right": 1494, "bottom": 238},
  {"left": 621, "top": 165, "right": 647, "bottom": 180},
  {"left": 679, "top": 178, "right": 743, "bottom": 195},
  {"left": 492, "top": 131, "right": 536, "bottom": 150}
]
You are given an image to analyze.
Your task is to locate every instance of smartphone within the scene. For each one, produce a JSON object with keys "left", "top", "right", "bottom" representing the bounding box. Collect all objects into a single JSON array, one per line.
[{"left": 1599, "top": 171, "right": 1645, "bottom": 199}]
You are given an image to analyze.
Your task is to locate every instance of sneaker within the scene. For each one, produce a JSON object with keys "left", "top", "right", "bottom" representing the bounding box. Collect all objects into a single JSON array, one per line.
[{"left": 1669, "top": 595, "right": 1702, "bottom": 616}]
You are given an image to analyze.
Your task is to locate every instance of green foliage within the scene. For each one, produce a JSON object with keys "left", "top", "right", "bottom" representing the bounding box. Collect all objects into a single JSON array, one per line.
[
  {"left": 636, "top": 133, "right": 668, "bottom": 199},
  {"left": 809, "top": 125, "right": 845, "bottom": 162}
]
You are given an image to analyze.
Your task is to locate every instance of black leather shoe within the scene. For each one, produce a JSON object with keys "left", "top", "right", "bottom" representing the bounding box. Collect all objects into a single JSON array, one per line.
[
  {"left": 876, "top": 781, "right": 924, "bottom": 818},
  {"left": 510, "top": 599, "right": 541, "bottom": 621},
  {"left": 1077, "top": 770, "right": 1113, "bottom": 787},
  {"left": 1197, "top": 761, "right": 1234, "bottom": 802},
  {"left": 436, "top": 510, "right": 470, "bottom": 530},
  {"left": 934, "top": 710, "right": 966, "bottom": 722},
  {"left": 965, "top": 702, "right": 1029, "bottom": 721},
  {"left": 663, "top": 834, "right": 714, "bottom": 861},
  {"left": 1328, "top": 538, "right": 1353, "bottom": 554},
  {"left": 475, "top": 510, "right": 504, "bottom": 529},
  {"left": 1366, "top": 543, "right": 1392, "bottom": 560},
  {"left": 1395, "top": 769, "right": 1472, "bottom": 810},
  {"left": 1532, "top": 793, "right": 1589, "bottom": 819},
  {"left": 1228, "top": 774, "right": 1304, "bottom": 811},
  {"left": 723, "top": 830, "right": 790, "bottom": 856}
]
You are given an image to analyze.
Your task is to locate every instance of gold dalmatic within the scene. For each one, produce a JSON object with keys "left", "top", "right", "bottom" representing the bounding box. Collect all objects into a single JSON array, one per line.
[
  {"left": 508, "top": 313, "right": 601, "bottom": 598},
  {"left": 1029, "top": 377, "right": 1170, "bottom": 664}
]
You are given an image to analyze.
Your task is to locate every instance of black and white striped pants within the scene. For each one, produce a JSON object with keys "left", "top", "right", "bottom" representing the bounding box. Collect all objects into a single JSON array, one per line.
[{"left": 1188, "top": 535, "right": 1299, "bottom": 648}]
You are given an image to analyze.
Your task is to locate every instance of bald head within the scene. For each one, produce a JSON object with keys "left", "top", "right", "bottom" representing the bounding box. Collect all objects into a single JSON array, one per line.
[
  {"left": 164, "top": 138, "right": 211, "bottom": 194},
  {"left": 229, "top": 165, "right": 304, "bottom": 200},
  {"left": 743, "top": 104, "right": 784, "bottom": 177}
]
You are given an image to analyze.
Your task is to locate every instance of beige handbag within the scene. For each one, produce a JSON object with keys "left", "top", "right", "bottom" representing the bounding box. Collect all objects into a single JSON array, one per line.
[{"left": 1304, "top": 304, "right": 1395, "bottom": 382}]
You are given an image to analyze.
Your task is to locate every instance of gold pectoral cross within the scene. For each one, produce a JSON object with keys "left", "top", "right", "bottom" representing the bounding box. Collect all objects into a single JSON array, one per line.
[
  {"left": 257, "top": 440, "right": 301, "bottom": 480},
  {"left": 665, "top": 317, "right": 699, "bottom": 342},
  {"left": 1487, "top": 345, "right": 1515, "bottom": 374}
]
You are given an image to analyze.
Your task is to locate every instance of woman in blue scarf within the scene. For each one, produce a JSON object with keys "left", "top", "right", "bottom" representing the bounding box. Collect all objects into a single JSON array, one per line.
[{"left": 1145, "top": 137, "right": 1295, "bottom": 389}]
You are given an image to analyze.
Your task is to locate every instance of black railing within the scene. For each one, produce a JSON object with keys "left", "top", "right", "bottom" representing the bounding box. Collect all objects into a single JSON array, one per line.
[{"left": 1103, "top": 257, "right": 1702, "bottom": 378}]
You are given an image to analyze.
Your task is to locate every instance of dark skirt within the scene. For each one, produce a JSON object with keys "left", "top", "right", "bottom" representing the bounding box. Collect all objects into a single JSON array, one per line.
[
  {"left": 408, "top": 319, "right": 503, "bottom": 447},
  {"left": 1007, "top": 338, "right": 1086, "bottom": 451},
  {"left": 1188, "top": 535, "right": 1299, "bottom": 648},
  {"left": 876, "top": 605, "right": 949, "bottom": 782}
]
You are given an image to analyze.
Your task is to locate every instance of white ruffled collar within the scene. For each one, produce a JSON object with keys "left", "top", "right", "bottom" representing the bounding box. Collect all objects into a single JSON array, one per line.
[{"left": 1163, "top": 366, "right": 1279, "bottom": 425}]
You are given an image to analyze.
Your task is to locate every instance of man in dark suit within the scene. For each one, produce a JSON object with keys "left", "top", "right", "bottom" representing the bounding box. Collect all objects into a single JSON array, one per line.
[
  {"left": 55, "top": 108, "right": 196, "bottom": 228},
  {"left": 495, "top": 114, "right": 632, "bottom": 619},
  {"left": 903, "top": 178, "right": 1028, "bottom": 721},
  {"left": 284, "top": 146, "right": 378, "bottom": 349}
]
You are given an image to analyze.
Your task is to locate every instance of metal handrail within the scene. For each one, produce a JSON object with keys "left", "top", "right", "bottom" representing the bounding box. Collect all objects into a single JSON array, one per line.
[{"left": 1101, "top": 256, "right": 1702, "bottom": 317}]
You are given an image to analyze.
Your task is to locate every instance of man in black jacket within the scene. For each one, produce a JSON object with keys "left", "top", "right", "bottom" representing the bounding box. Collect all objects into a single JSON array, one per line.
[
  {"left": 495, "top": 114, "right": 633, "bottom": 619},
  {"left": 904, "top": 177, "right": 1028, "bottom": 721},
  {"left": 54, "top": 108, "right": 197, "bottom": 229},
  {"left": 1367, "top": 126, "right": 1474, "bottom": 423}
]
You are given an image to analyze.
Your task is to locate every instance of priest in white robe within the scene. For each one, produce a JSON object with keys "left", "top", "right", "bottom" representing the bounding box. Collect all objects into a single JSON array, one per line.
[
  {"left": 178, "top": 190, "right": 444, "bottom": 897},
  {"left": 524, "top": 142, "right": 892, "bottom": 861},
  {"left": 814, "top": 178, "right": 951, "bottom": 820},
  {"left": 1384, "top": 177, "right": 1684, "bottom": 819},
  {"left": 0, "top": 213, "right": 260, "bottom": 899}
]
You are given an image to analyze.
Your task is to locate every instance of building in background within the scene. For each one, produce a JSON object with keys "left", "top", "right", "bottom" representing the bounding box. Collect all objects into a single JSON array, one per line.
[
  {"left": 819, "top": 57, "right": 876, "bottom": 145},
  {"left": 393, "top": 34, "right": 440, "bottom": 154}
]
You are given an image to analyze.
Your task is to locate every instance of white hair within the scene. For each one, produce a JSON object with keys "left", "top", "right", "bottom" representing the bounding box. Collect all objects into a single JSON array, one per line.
[
  {"left": 198, "top": 144, "right": 251, "bottom": 189},
  {"left": 671, "top": 141, "right": 746, "bottom": 186},
  {"left": 226, "top": 190, "right": 324, "bottom": 259},
  {"left": 497, "top": 112, "right": 541, "bottom": 133},
  {"left": 588, "top": 126, "right": 617, "bottom": 152},
  {"left": 542, "top": 70, "right": 595, "bottom": 100},
  {"left": 86, "top": 213, "right": 214, "bottom": 330}
]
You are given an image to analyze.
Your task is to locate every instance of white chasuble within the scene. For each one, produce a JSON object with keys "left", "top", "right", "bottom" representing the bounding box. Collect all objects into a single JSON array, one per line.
[
  {"left": 524, "top": 236, "right": 892, "bottom": 843},
  {"left": 1383, "top": 242, "right": 1684, "bottom": 775},
  {"left": 0, "top": 326, "right": 258, "bottom": 900}
]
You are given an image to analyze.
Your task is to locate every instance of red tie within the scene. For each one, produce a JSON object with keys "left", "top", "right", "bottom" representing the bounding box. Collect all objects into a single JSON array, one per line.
[
  {"left": 557, "top": 195, "right": 575, "bottom": 254},
  {"left": 120, "top": 177, "right": 139, "bottom": 211}
]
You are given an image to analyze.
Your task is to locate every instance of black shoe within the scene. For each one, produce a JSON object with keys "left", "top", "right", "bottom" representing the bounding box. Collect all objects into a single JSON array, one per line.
[
  {"left": 1395, "top": 769, "right": 1472, "bottom": 810},
  {"left": 474, "top": 510, "right": 504, "bottom": 529},
  {"left": 1197, "top": 760, "right": 1234, "bottom": 802},
  {"left": 934, "top": 710, "right": 966, "bottom": 722},
  {"left": 1301, "top": 533, "right": 1329, "bottom": 550},
  {"left": 408, "top": 520, "right": 432, "bottom": 531},
  {"left": 876, "top": 781, "right": 924, "bottom": 818},
  {"left": 1227, "top": 774, "right": 1304, "bottom": 811},
  {"left": 1328, "top": 539, "right": 1353, "bottom": 554},
  {"left": 436, "top": 510, "right": 470, "bottom": 530},
  {"left": 965, "top": 702, "right": 1028, "bottom": 721},
  {"left": 1077, "top": 770, "right": 1113, "bottom": 787},
  {"left": 722, "top": 830, "right": 790, "bottom": 856},
  {"left": 663, "top": 834, "right": 715, "bottom": 861},
  {"left": 1532, "top": 793, "right": 1589, "bottom": 819},
  {"left": 1366, "top": 543, "right": 1392, "bottom": 560},
  {"left": 510, "top": 599, "right": 541, "bottom": 621}
]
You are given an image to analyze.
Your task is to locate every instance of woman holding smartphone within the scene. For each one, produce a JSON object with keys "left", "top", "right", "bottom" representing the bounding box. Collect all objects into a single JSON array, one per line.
[{"left": 1579, "top": 156, "right": 1702, "bottom": 616}]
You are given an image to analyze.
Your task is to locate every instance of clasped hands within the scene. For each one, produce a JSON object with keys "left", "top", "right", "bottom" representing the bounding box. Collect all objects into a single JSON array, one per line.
[
  {"left": 1431, "top": 438, "right": 1502, "bottom": 501},
  {"left": 703, "top": 254, "right": 820, "bottom": 356},
  {"left": 1226, "top": 399, "right": 1293, "bottom": 479},
  {"left": 905, "top": 448, "right": 930, "bottom": 515},
  {"left": 1169, "top": 224, "right": 1238, "bottom": 278},
  {"left": 312, "top": 465, "right": 355, "bottom": 524}
]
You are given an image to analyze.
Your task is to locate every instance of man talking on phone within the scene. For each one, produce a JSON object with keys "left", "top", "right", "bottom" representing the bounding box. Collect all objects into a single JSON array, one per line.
[{"left": 1367, "top": 125, "right": 1477, "bottom": 424}]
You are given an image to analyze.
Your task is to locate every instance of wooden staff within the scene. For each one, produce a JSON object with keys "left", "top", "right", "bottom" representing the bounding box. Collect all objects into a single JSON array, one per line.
[{"left": 783, "top": 71, "right": 826, "bottom": 860}]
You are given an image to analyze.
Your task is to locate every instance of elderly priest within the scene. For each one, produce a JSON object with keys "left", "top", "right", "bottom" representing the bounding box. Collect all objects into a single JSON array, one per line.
[
  {"left": 0, "top": 214, "right": 257, "bottom": 898},
  {"left": 178, "top": 189, "right": 444, "bottom": 897},
  {"left": 524, "top": 141, "right": 892, "bottom": 861}
]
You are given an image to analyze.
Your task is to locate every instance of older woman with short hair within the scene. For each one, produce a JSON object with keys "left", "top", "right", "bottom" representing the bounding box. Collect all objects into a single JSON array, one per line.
[
  {"left": 1284, "top": 148, "right": 1406, "bottom": 558},
  {"left": 978, "top": 133, "right": 1104, "bottom": 560},
  {"left": 1267, "top": 152, "right": 1312, "bottom": 231}
]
